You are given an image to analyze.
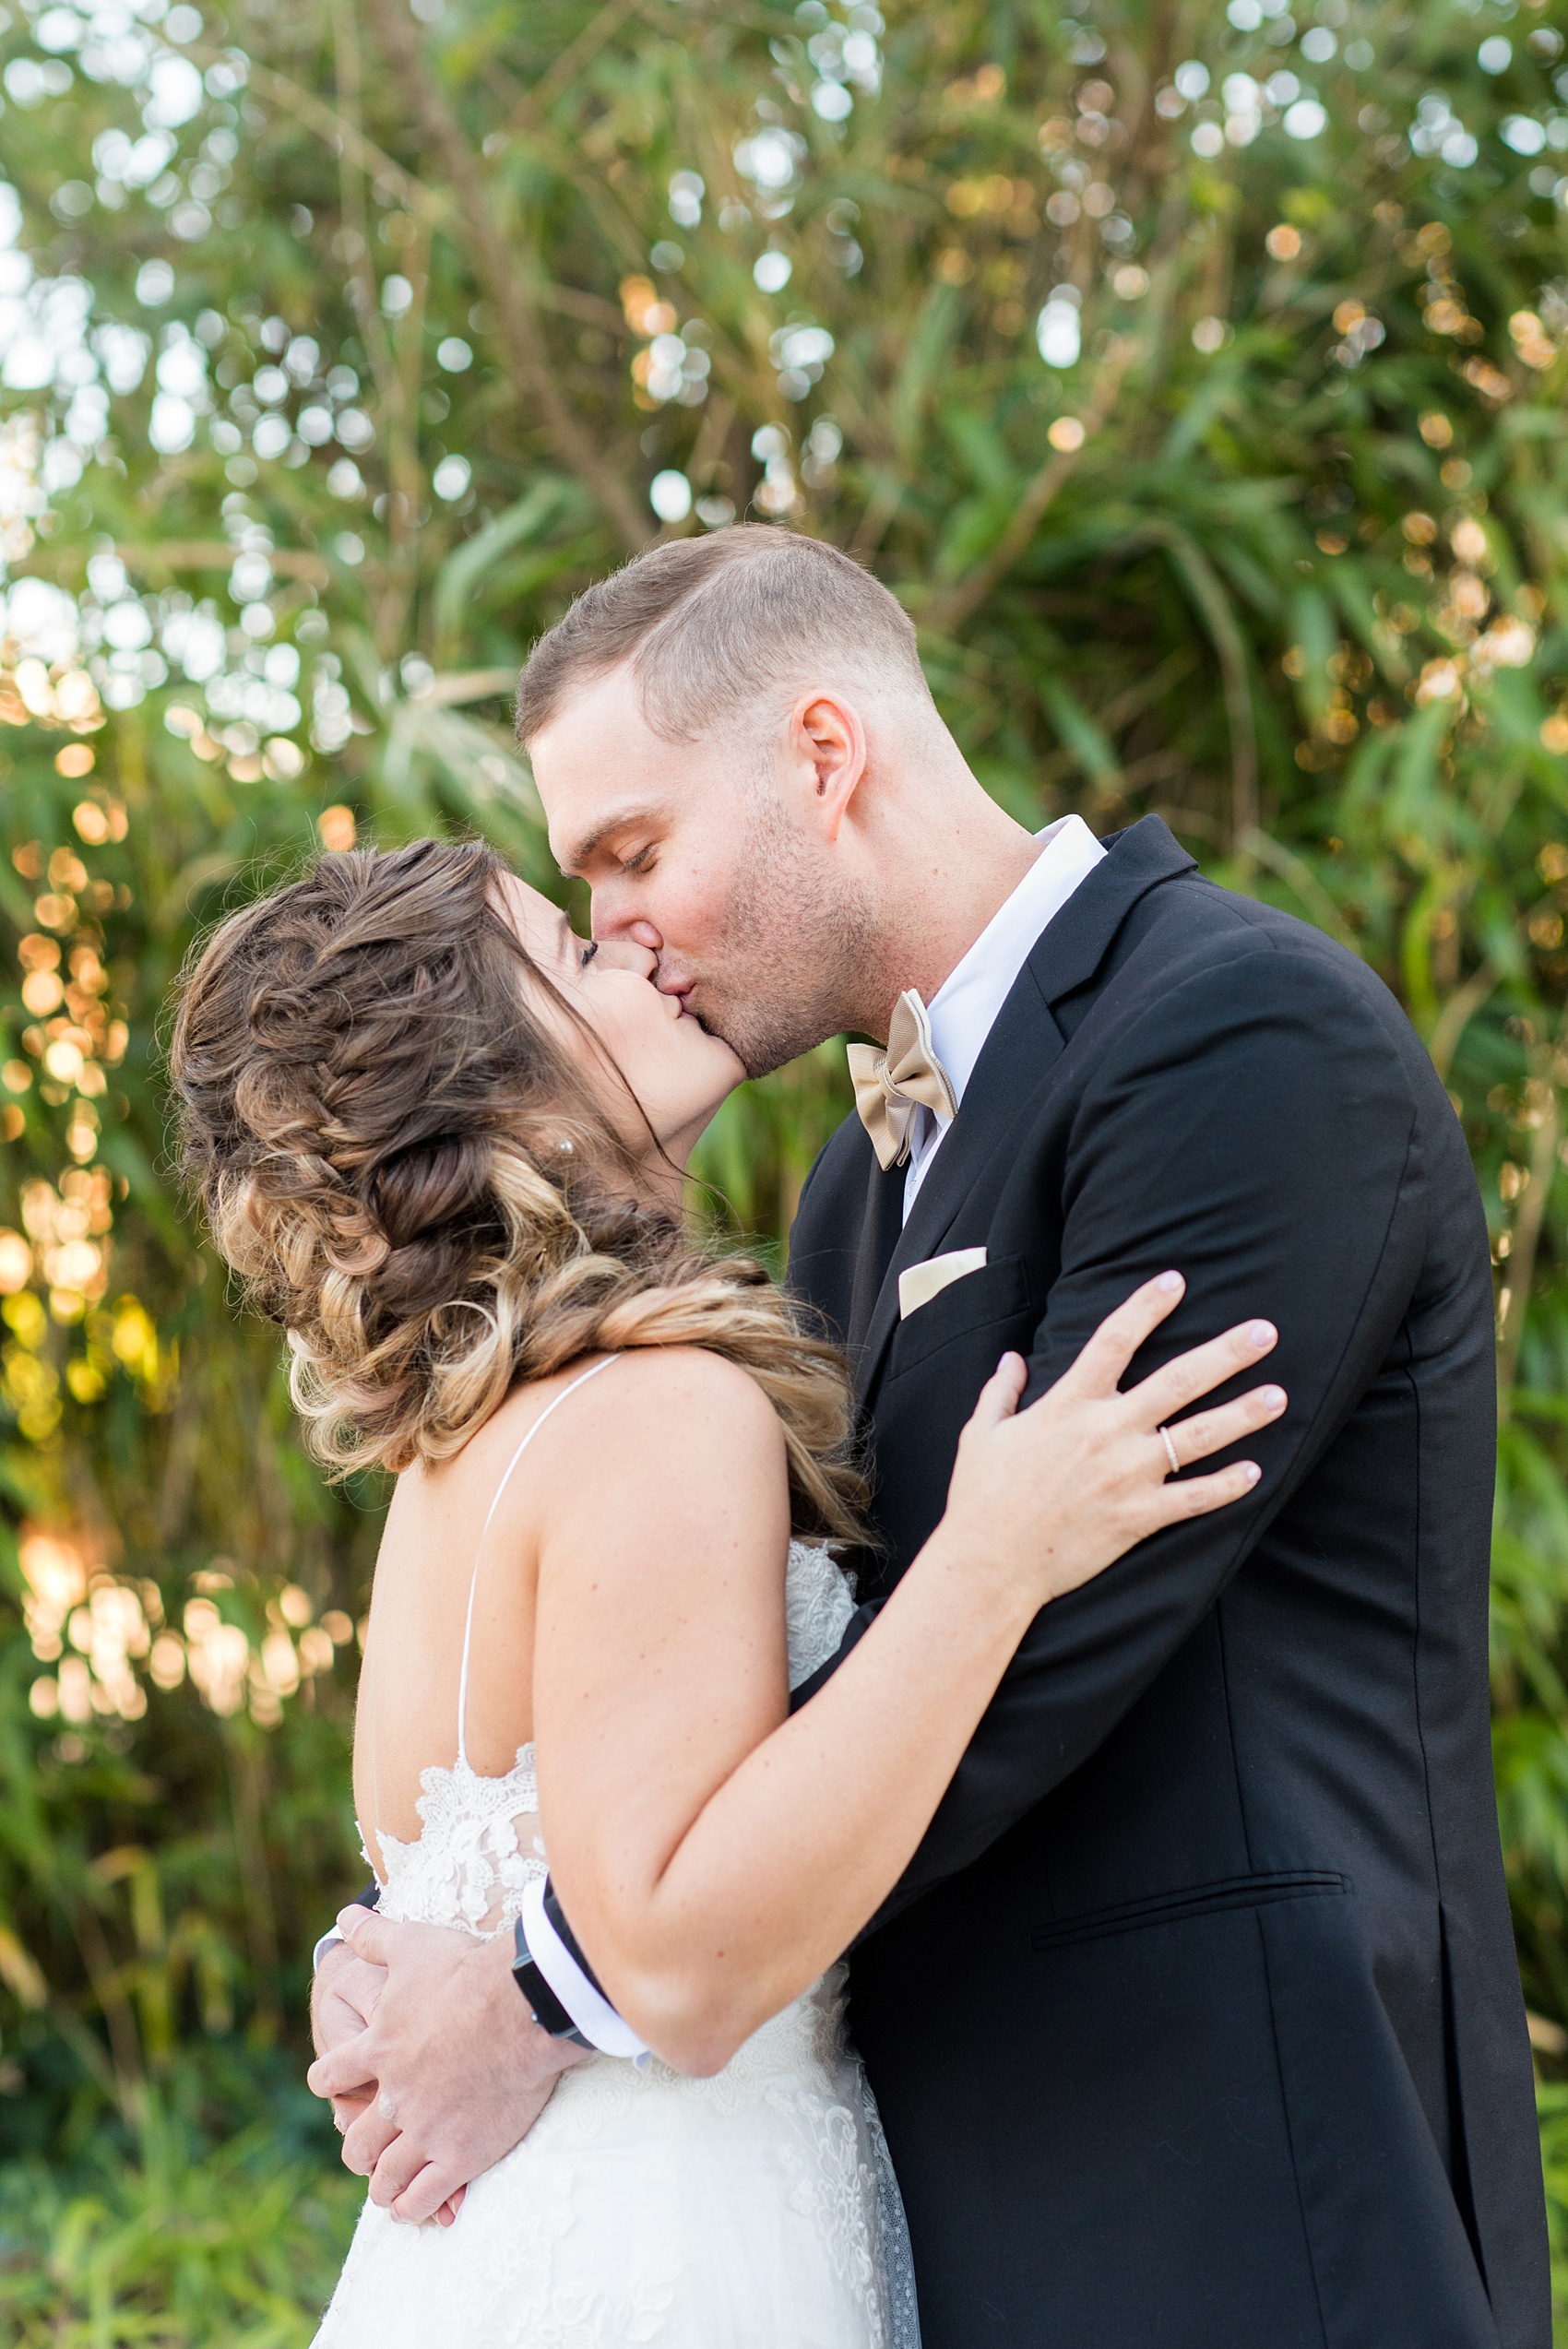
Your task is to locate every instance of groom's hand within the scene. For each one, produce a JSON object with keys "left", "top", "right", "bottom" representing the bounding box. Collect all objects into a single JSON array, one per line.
[
  {"left": 306, "top": 1908, "right": 589, "bottom": 2225},
  {"left": 311, "top": 1939, "right": 386, "bottom": 2136},
  {"left": 308, "top": 1941, "right": 461, "bottom": 2228}
]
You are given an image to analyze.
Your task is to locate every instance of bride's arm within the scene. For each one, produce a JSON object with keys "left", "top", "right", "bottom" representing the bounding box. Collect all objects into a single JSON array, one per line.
[{"left": 532, "top": 1275, "right": 1282, "bottom": 2075}]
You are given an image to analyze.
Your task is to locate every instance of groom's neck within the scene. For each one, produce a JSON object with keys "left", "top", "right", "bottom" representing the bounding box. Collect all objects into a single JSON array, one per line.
[{"left": 851, "top": 778, "right": 1042, "bottom": 1044}]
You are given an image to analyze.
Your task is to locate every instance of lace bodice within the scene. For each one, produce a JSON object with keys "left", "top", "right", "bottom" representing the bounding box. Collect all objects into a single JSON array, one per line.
[
  {"left": 372, "top": 1539, "right": 856, "bottom": 1936},
  {"left": 785, "top": 1536, "right": 861, "bottom": 1692}
]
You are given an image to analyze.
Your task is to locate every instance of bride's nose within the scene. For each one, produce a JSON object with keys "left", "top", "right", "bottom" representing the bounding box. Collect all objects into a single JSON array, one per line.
[{"left": 591, "top": 939, "right": 659, "bottom": 980}]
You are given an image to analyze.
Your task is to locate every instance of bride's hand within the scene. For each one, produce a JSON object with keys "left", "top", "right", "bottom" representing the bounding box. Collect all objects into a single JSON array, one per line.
[{"left": 935, "top": 1270, "right": 1283, "bottom": 1612}]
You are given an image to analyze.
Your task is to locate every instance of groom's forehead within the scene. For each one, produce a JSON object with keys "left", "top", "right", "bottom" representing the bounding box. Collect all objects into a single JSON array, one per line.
[
  {"left": 533, "top": 689, "right": 659, "bottom": 856},
  {"left": 536, "top": 700, "right": 738, "bottom": 873}
]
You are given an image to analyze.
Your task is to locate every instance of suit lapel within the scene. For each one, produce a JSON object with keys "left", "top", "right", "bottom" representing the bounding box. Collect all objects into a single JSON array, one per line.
[
  {"left": 852, "top": 975, "right": 1064, "bottom": 1400},
  {"left": 851, "top": 816, "right": 1197, "bottom": 1404},
  {"left": 1013, "top": 812, "right": 1195, "bottom": 1007},
  {"left": 847, "top": 1154, "right": 907, "bottom": 1362}
]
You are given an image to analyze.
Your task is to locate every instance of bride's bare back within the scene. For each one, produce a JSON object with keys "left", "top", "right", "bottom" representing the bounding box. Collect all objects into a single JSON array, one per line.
[{"left": 352, "top": 1348, "right": 792, "bottom": 1873}]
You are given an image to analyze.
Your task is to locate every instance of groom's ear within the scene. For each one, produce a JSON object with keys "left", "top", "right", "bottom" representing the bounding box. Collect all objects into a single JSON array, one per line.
[{"left": 790, "top": 691, "right": 866, "bottom": 842}]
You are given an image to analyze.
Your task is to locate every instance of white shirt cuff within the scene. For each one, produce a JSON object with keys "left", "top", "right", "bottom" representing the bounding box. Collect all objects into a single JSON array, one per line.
[
  {"left": 312, "top": 1928, "right": 345, "bottom": 1974},
  {"left": 521, "top": 1877, "right": 650, "bottom": 2066}
]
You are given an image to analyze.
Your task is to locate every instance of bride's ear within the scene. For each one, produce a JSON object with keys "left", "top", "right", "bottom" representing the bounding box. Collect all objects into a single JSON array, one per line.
[{"left": 790, "top": 691, "right": 866, "bottom": 842}]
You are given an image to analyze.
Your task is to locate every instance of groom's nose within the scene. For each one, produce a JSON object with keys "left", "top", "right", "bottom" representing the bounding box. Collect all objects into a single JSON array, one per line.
[{"left": 591, "top": 938, "right": 659, "bottom": 979}]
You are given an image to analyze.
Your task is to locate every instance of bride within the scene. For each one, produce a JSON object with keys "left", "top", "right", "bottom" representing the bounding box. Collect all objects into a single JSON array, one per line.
[{"left": 170, "top": 836, "right": 1281, "bottom": 2349}]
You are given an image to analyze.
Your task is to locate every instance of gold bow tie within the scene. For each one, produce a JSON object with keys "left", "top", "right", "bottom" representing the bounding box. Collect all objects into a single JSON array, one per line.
[{"left": 847, "top": 991, "right": 958, "bottom": 1172}]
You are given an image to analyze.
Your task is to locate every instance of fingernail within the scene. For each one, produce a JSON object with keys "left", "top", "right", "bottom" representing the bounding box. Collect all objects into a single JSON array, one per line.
[
  {"left": 337, "top": 1907, "right": 363, "bottom": 1936},
  {"left": 1260, "top": 1385, "right": 1286, "bottom": 1411},
  {"left": 1157, "top": 1270, "right": 1183, "bottom": 1294},
  {"left": 1247, "top": 1322, "right": 1277, "bottom": 1349},
  {"left": 1241, "top": 1462, "right": 1261, "bottom": 1485}
]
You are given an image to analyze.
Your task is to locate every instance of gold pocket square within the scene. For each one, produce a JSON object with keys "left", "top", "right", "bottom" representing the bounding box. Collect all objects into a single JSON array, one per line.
[{"left": 898, "top": 1247, "right": 988, "bottom": 1321}]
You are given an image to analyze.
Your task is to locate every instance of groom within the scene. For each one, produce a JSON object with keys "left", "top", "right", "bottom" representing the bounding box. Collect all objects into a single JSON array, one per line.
[{"left": 313, "top": 528, "right": 1547, "bottom": 2347}]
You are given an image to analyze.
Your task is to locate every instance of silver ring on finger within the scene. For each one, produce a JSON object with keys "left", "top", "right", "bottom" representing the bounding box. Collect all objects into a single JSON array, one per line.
[
  {"left": 1157, "top": 1424, "right": 1181, "bottom": 1478},
  {"left": 378, "top": 2089, "right": 398, "bottom": 2122}
]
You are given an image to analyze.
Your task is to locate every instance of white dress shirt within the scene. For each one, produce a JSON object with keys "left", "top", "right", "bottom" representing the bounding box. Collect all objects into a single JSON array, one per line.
[{"left": 901, "top": 813, "right": 1107, "bottom": 1221}]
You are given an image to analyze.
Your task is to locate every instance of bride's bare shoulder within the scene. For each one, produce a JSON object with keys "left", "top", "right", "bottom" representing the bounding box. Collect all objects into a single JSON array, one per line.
[
  {"left": 403, "top": 1347, "right": 781, "bottom": 1525},
  {"left": 551, "top": 1345, "right": 784, "bottom": 1465},
  {"left": 532, "top": 1347, "right": 790, "bottom": 1596},
  {"left": 497, "top": 1347, "right": 790, "bottom": 1575}
]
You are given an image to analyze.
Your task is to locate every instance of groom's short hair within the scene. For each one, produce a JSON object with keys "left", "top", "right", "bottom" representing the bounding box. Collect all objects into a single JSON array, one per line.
[{"left": 514, "top": 526, "right": 930, "bottom": 745}]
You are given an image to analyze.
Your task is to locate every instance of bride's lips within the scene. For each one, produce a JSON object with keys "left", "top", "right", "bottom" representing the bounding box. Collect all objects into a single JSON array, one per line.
[{"left": 651, "top": 982, "right": 700, "bottom": 1030}]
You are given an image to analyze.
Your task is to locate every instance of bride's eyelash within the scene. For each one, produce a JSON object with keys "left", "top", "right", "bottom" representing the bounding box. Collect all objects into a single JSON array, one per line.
[{"left": 579, "top": 943, "right": 599, "bottom": 968}]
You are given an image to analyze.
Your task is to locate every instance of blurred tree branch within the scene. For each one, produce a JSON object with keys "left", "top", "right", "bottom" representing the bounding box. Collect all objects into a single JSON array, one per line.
[{"left": 361, "top": 0, "right": 650, "bottom": 553}]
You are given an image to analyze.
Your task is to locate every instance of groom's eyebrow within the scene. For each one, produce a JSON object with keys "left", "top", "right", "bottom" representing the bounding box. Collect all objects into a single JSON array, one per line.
[{"left": 558, "top": 802, "right": 657, "bottom": 875}]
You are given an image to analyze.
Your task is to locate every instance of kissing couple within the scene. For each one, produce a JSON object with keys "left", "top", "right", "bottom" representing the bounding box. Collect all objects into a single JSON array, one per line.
[{"left": 172, "top": 528, "right": 1545, "bottom": 2349}]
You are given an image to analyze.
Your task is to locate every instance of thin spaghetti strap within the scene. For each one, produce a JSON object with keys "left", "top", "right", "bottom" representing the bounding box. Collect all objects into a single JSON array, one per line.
[{"left": 456, "top": 1354, "right": 618, "bottom": 1771}]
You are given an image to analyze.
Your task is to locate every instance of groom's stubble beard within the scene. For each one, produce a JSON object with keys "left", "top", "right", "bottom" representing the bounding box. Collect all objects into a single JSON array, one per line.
[{"left": 693, "top": 789, "right": 880, "bottom": 1080}]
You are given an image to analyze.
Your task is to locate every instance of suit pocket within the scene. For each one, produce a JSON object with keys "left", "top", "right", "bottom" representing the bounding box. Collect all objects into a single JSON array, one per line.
[
  {"left": 885, "top": 1251, "right": 1030, "bottom": 1379},
  {"left": 1030, "top": 1869, "right": 1348, "bottom": 1953}
]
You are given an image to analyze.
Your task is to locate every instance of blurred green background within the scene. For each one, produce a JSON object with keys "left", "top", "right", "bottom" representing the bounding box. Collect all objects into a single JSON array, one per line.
[{"left": 3, "top": 0, "right": 1568, "bottom": 2334}]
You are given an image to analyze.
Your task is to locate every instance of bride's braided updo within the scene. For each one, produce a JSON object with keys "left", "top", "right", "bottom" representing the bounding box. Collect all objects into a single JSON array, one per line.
[{"left": 170, "top": 838, "right": 866, "bottom": 1540}]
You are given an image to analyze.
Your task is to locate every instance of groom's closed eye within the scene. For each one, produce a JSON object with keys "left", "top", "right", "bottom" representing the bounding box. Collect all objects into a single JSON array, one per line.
[{"left": 580, "top": 943, "right": 599, "bottom": 968}]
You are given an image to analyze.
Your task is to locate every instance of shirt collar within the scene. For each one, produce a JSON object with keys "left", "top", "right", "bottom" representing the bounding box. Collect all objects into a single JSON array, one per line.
[{"left": 923, "top": 813, "right": 1107, "bottom": 1114}]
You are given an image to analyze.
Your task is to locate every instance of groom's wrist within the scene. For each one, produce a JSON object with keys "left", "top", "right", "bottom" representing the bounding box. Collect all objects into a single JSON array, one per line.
[
  {"left": 511, "top": 1914, "right": 593, "bottom": 2046},
  {"left": 314, "top": 1881, "right": 380, "bottom": 1974},
  {"left": 512, "top": 1877, "right": 650, "bottom": 2065}
]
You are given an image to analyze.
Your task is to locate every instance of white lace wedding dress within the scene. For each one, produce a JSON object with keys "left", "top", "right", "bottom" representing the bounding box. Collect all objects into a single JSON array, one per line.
[{"left": 314, "top": 1360, "right": 921, "bottom": 2349}]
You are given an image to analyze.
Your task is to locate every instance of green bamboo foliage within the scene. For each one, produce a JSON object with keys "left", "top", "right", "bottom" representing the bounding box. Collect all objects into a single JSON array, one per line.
[{"left": 4, "top": 0, "right": 1568, "bottom": 2327}]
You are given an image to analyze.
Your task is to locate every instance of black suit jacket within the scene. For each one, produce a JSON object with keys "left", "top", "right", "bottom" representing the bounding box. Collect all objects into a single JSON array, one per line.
[{"left": 788, "top": 817, "right": 1547, "bottom": 2349}]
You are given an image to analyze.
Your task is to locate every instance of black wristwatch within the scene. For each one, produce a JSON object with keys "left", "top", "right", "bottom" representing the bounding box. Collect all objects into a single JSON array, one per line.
[{"left": 512, "top": 1912, "right": 592, "bottom": 2046}]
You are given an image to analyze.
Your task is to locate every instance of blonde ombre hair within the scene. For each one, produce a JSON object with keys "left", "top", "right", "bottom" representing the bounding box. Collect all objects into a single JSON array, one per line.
[{"left": 170, "top": 838, "right": 867, "bottom": 1541}]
